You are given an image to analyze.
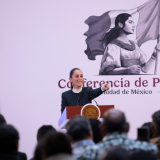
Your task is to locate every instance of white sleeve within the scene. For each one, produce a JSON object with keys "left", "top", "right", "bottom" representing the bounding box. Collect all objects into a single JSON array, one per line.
[{"left": 100, "top": 44, "right": 121, "bottom": 72}]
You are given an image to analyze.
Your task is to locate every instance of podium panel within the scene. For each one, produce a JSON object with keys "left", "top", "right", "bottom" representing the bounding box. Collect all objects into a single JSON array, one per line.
[{"left": 58, "top": 105, "right": 114, "bottom": 129}]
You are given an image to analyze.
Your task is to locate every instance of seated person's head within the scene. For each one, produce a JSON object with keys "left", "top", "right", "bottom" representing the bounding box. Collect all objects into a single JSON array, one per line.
[
  {"left": 0, "top": 114, "right": 6, "bottom": 126},
  {"left": 101, "top": 109, "right": 129, "bottom": 136},
  {"left": 100, "top": 146, "right": 129, "bottom": 160},
  {"left": 152, "top": 110, "right": 160, "bottom": 137},
  {"left": 129, "top": 150, "right": 157, "bottom": 160},
  {"left": 37, "top": 125, "right": 56, "bottom": 142},
  {"left": 89, "top": 118, "right": 102, "bottom": 143},
  {"left": 66, "top": 115, "right": 92, "bottom": 143},
  {"left": 42, "top": 131, "right": 72, "bottom": 159},
  {"left": 0, "top": 125, "right": 19, "bottom": 155},
  {"left": 33, "top": 125, "right": 56, "bottom": 160}
]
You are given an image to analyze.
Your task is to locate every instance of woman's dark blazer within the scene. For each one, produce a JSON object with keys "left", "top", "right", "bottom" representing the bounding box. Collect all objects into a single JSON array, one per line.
[{"left": 61, "top": 87, "right": 103, "bottom": 113}]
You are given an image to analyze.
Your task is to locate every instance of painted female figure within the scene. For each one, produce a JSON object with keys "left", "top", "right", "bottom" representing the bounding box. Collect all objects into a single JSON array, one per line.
[{"left": 99, "top": 13, "right": 158, "bottom": 75}]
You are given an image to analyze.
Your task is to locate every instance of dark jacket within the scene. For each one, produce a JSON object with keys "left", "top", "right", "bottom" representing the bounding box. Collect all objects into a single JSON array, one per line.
[
  {"left": 61, "top": 87, "right": 103, "bottom": 113},
  {"left": 0, "top": 154, "right": 19, "bottom": 160},
  {"left": 0, "top": 152, "right": 27, "bottom": 160},
  {"left": 18, "top": 152, "right": 27, "bottom": 160}
]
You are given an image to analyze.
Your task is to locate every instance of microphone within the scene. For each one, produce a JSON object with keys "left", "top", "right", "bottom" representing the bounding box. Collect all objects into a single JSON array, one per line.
[
  {"left": 77, "top": 93, "right": 80, "bottom": 106},
  {"left": 88, "top": 92, "right": 98, "bottom": 106}
]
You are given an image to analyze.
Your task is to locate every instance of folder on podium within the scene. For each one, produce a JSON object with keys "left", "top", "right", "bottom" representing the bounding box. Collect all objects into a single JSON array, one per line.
[{"left": 58, "top": 105, "right": 114, "bottom": 129}]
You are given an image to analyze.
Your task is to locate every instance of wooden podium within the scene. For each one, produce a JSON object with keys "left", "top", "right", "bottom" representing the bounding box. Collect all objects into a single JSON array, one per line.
[{"left": 58, "top": 105, "right": 114, "bottom": 129}]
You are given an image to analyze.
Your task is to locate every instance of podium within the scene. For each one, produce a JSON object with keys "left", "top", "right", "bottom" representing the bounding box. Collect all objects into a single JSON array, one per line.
[{"left": 58, "top": 105, "right": 114, "bottom": 129}]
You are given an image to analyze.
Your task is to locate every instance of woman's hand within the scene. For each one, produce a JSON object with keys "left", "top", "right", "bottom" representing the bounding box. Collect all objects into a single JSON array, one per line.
[
  {"left": 102, "top": 83, "right": 110, "bottom": 91},
  {"left": 126, "top": 65, "right": 141, "bottom": 74}
]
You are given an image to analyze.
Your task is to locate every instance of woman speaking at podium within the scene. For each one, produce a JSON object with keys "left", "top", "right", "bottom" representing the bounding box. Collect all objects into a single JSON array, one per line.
[{"left": 61, "top": 68, "right": 110, "bottom": 113}]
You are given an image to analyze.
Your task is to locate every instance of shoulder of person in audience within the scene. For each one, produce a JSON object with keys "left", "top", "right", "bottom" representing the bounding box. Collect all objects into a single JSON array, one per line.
[
  {"left": 77, "top": 144, "right": 100, "bottom": 160},
  {"left": 135, "top": 140, "right": 158, "bottom": 154}
]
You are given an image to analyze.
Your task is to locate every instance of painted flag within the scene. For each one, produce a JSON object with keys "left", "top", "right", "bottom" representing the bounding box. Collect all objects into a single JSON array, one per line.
[{"left": 84, "top": 0, "right": 160, "bottom": 60}]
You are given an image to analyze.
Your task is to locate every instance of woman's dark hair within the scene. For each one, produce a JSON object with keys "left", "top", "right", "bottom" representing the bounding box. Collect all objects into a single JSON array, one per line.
[
  {"left": 0, "top": 114, "right": 6, "bottom": 126},
  {"left": 33, "top": 141, "right": 43, "bottom": 160},
  {"left": 69, "top": 68, "right": 81, "bottom": 89},
  {"left": 102, "top": 13, "right": 131, "bottom": 47}
]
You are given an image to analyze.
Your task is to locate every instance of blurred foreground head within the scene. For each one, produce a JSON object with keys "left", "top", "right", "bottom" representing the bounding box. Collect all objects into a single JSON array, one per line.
[
  {"left": 0, "top": 125, "right": 19, "bottom": 155},
  {"left": 100, "top": 146, "right": 129, "bottom": 160},
  {"left": 42, "top": 131, "right": 72, "bottom": 159},
  {"left": 66, "top": 115, "right": 92, "bottom": 142},
  {"left": 33, "top": 125, "right": 56, "bottom": 160},
  {"left": 37, "top": 125, "right": 56, "bottom": 142},
  {"left": 101, "top": 109, "right": 129, "bottom": 135},
  {"left": 129, "top": 150, "right": 157, "bottom": 160}
]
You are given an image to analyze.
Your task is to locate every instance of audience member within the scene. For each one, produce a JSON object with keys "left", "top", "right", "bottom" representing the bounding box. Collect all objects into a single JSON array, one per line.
[
  {"left": 129, "top": 150, "right": 157, "bottom": 160},
  {"left": 42, "top": 131, "right": 74, "bottom": 160},
  {"left": 0, "top": 114, "right": 27, "bottom": 160},
  {"left": 89, "top": 118, "right": 103, "bottom": 143},
  {"left": 78, "top": 109, "right": 158, "bottom": 160},
  {"left": 0, "top": 125, "right": 19, "bottom": 160},
  {"left": 30, "top": 125, "right": 56, "bottom": 160},
  {"left": 66, "top": 116, "right": 95, "bottom": 159},
  {"left": 100, "top": 147, "right": 129, "bottom": 160},
  {"left": 1, "top": 110, "right": 160, "bottom": 160},
  {"left": 37, "top": 125, "right": 56, "bottom": 142},
  {"left": 150, "top": 110, "right": 160, "bottom": 156}
]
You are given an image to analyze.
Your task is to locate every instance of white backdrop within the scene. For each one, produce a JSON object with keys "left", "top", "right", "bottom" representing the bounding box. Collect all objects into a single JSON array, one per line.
[{"left": 0, "top": 0, "right": 160, "bottom": 159}]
